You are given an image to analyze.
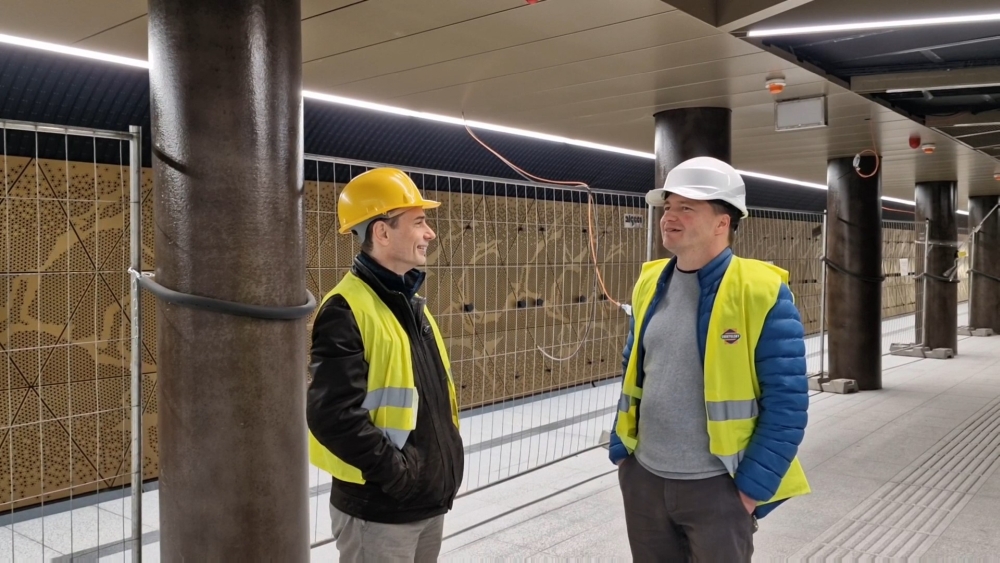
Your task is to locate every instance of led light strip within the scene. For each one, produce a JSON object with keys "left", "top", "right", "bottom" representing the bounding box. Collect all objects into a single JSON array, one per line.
[
  {"left": 0, "top": 33, "right": 150, "bottom": 68},
  {"left": 748, "top": 12, "right": 1000, "bottom": 37},
  {"left": 0, "top": 32, "right": 976, "bottom": 213}
]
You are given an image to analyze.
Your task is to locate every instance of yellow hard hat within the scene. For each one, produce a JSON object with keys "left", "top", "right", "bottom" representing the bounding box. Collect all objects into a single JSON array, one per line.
[{"left": 337, "top": 168, "right": 440, "bottom": 234}]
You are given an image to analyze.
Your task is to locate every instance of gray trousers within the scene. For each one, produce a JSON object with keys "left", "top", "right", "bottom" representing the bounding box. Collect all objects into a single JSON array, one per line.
[
  {"left": 330, "top": 504, "right": 445, "bottom": 563},
  {"left": 618, "top": 456, "right": 754, "bottom": 562}
]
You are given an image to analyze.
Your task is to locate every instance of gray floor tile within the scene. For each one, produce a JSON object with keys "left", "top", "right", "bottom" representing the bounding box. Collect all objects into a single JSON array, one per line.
[
  {"left": 754, "top": 504, "right": 841, "bottom": 543},
  {"left": 977, "top": 471, "right": 1000, "bottom": 499},
  {"left": 793, "top": 469, "right": 886, "bottom": 518},
  {"left": 542, "top": 518, "right": 631, "bottom": 559},
  {"left": 919, "top": 536, "right": 1000, "bottom": 559},
  {"left": 476, "top": 490, "right": 615, "bottom": 551},
  {"left": 839, "top": 431, "right": 941, "bottom": 466},
  {"left": 442, "top": 537, "right": 538, "bottom": 560},
  {"left": 11, "top": 506, "right": 130, "bottom": 557},
  {"left": 937, "top": 495, "right": 1000, "bottom": 549},
  {"left": 751, "top": 531, "right": 809, "bottom": 560},
  {"left": 0, "top": 528, "right": 64, "bottom": 561}
]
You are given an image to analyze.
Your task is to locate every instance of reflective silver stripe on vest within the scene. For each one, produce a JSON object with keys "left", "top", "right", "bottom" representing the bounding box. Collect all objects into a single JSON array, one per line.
[
  {"left": 383, "top": 428, "right": 410, "bottom": 450},
  {"left": 362, "top": 387, "right": 416, "bottom": 411},
  {"left": 363, "top": 388, "right": 416, "bottom": 450},
  {"left": 618, "top": 393, "right": 631, "bottom": 413},
  {"left": 706, "top": 399, "right": 759, "bottom": 422},
  {"left": 718, "top": 450, "right": 746, "bottom": 475}
]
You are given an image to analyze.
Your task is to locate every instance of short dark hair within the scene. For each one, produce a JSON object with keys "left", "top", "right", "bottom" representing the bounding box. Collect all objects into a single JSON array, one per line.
[
  {"left": 709, "top": 201, "right": 741, "bottom": 245},
  {"left": 360, "top": 214, "right": 401, "bottom": 253}
]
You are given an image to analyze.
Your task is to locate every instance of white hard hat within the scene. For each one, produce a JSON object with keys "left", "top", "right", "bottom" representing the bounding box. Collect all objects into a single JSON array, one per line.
[{"left": 646, "top": 156, "right": 748, "bottom": 218}]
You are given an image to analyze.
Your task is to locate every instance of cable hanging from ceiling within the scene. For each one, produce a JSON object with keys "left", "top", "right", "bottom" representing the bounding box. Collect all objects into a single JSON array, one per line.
[{"left": 462, "top": 117, "right": 630, "bottom": 362}]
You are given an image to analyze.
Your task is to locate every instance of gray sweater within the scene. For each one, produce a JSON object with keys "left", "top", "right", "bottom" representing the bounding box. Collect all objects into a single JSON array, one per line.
[{"left": 634, "top": 269, "right": 728, "bottom": 480}]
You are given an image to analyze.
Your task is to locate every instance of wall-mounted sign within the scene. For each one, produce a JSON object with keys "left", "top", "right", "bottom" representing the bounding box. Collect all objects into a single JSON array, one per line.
[
  {"left": 623, "top": 213, "right": 644, "bottom": 229},
  {"left": 900, "top": 258, "right": 910, "bottom": 276}
]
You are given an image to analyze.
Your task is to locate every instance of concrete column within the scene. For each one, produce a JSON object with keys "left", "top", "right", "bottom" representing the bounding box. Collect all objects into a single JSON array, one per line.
[
  {"left": 826, "top": 156, "right": 882, "bottom": 390},
  {"left": 148, "top": 1, "right": 309, "bottom": 560},
  {"left": 652, "top": 108, "right": 731, "bottom": 259},
  {"left": 915, "top": 182, "right": 958, "bottom": 353},
  {"left": 969, "top": 195, "right": 1000, "bottom": 332}
]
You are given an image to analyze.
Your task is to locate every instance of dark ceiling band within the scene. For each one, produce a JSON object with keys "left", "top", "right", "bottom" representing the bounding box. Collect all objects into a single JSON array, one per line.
[{"left": 132, "top": 271, "right": 316, "bottom": 320}]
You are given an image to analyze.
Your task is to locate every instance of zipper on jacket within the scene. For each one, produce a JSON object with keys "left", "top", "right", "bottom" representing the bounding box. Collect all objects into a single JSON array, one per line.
[{"left": 401, "top": 297, "right": 456, "bottom": 505}]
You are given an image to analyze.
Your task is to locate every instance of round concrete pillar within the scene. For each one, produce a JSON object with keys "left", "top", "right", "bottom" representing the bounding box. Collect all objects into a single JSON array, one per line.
[
  {"left": 148, "top": 1, "right": 309, "bottom": 560},
  {"left": 652, "top": 108, "right": 731, "bottom": 259},
  {"left": 826, "top": 156, "right": 882, "bottom": 390},
  {"left": 915, "top": 181, "right": 958, "bottom": 353},
  {"left": 969, "top": 195, "right": 1000, "bottom": 332}
]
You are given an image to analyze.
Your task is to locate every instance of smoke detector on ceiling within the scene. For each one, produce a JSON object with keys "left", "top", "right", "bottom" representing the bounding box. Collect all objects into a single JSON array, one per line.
[
  {"left": 766, "top": 76, "right": 787, "bottom": 95},
  {"left": 921, "top": 143, "right": 936, "bottom": 154}
]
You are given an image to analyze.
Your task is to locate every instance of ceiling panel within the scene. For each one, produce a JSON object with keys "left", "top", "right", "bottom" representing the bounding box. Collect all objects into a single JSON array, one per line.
[
  {"left": 0, "top": 0, "right": 145, "bottom": 44},
  {"left": 327, "top": 11, "right": 721, "bottom": 101},
  {"left": 75, "top": 15, "right": 149, "bottom": 59},
  {"left": 0, "top": 0, "right": 995, "bottom": 201},
  {"left": 302, "top": 0, "right": 365, "bottom": 20},
  {"left": 302, "top": 0, "right": 526, "bottom": 62},
  {"left": 484, "top": 54, "right": 808, "bottom": 118},
  {"left": 302, "top": 0, "right": 672, "bottom": 86},
  {"left": 741, "top": 0, "right": 999, "bottom": 31},
  {"left": 375, "top": 34, "right": 760, "bottom": 121},
  {"left": 505, "top": 71, "right": 828, "bottom": 129}
]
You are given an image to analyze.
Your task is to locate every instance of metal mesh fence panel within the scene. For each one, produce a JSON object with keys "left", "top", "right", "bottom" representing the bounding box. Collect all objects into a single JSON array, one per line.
[
  {"left": 732, "top": 209, "right": 825, "bottom": 375},
  {"left": 302, "top": 157, "right": 645, "bottom": 545},
  {"left": 882, "top": 220, "right": 918, "bottom": 353},
  {"left": 0, "top": 119, "right": 147, "bottom": 559}
]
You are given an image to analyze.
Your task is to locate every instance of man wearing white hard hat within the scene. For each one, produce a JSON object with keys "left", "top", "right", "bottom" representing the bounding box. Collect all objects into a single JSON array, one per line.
[{"left": 608, "top": 157, "right": 810, "bottom": 561}]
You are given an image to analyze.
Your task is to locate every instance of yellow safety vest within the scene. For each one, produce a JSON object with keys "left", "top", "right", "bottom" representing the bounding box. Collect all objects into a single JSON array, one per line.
[
  {"left": 308, "top": 271, "right": 460, "bottom": 484},
  {"left": 616, "top": 256, "right": 810, "bottom": 506}
]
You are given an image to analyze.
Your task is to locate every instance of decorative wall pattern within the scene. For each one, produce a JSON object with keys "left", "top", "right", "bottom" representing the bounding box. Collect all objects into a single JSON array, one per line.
[
  {"left": 1, "top": 154, "right": 157, "bottom": 512},
  {"left": 3, "top": 154, "right": 953, "bottom": 512}
]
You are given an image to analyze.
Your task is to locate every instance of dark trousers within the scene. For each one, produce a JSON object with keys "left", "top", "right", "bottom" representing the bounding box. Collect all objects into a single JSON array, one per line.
[{"left": 618, "top": 456, "right": 754, "bottom": 562}]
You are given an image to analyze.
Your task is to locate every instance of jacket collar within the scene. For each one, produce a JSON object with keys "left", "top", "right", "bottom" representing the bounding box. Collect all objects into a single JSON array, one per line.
[
  {"left": 663, "top": 247, "right": 733, "bottom": 288},
  {"left": 354, "top": 252, "right": 426, "bottom": 301},
  {"left": 697, "top": 247, "right": 733, "bottom": 286}
]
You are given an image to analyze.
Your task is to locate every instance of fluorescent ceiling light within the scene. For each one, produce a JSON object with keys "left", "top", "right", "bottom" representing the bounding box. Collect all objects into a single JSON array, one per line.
[
  {"left": 748, "top": 13, "right": 1000, "bottom": 37},
  {"left": 0, "top": 33, "right": 149, "bottom": 68},
  {"left": 886, "top": 83, "right": 1000, "bottom": 94},
  {"left": 882, "top": 196, "right": 916, "bottom": 206},
  {"left": 737, "top": 170, "right": 826, "bottom": 190},
  {"left": 302, "top": 90, "right": 655, "bottom": 159},
  {"left": 952, "top": 122, "right": 1000, "bottom": 127},
  {"left": 0, "top": 32, "right": 980, "bottom": 211}
]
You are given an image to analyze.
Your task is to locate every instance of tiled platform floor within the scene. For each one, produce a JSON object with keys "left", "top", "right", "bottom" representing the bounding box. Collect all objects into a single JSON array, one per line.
[
  {"left": 439, "top": 334, "right": 1000, "bottom": 561},
  {"left": 2, "top": 303, "right": 990, "bottom": 561}
]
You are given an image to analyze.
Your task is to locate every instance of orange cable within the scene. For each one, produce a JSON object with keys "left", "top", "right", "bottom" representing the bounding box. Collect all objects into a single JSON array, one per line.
[
  {"left": 463, "top": 124, "right": 625, "bottom": 308},
  {"left": 856, "top": 117, "right": 881, "bottom": 179}
]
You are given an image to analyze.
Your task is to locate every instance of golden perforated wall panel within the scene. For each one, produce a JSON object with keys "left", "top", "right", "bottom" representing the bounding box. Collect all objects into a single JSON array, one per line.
[
  {"left": 4, "top": 157, "right": 942, "bottom": 511},
  {"left": 1, "top": 155, "right": 157, "bottom": 512}
]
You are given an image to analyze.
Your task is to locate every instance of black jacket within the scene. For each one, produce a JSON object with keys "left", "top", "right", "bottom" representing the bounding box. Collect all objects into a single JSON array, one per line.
[{"left": 306, "top": 253, "right": 464, "bottom": 524}]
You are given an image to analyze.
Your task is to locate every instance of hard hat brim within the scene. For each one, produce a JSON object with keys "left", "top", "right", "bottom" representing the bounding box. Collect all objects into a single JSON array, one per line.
[
  {"left": 645, "top": 187, "right": 748, "bottom": 217},
  {"left": 338, "top": 199, "right": 441, "bottom": 234}
]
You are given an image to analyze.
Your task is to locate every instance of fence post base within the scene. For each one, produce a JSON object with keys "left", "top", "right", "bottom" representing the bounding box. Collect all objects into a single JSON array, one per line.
[
  {"left": 823, "top": 379, "right": 860, "bottom": 394},
  {"left": 889, "top": 343, "right": 956, "bottom": 359},
  {"left": 958, "top": 326, "right": 995, "bottom": 337}
]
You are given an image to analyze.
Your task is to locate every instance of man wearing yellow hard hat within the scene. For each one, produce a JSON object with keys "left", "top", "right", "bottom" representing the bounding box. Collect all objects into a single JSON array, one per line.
[{"left": 306, "top": 168, "right": 463, "bottom": 562}]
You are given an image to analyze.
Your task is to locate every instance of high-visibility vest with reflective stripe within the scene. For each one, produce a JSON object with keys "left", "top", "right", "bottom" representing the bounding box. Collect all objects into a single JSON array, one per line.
[
  {"left": 308, "top": 271, "right": 460, "bottom": 485},
  {"left": 616, "top": 256, "right": 810, "bottom": 506}
]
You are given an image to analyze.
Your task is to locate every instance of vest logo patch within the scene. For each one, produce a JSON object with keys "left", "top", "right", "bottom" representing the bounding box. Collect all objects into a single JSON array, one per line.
[{"left": 721, "top": 329, "right": 741, "bottom": 344}]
